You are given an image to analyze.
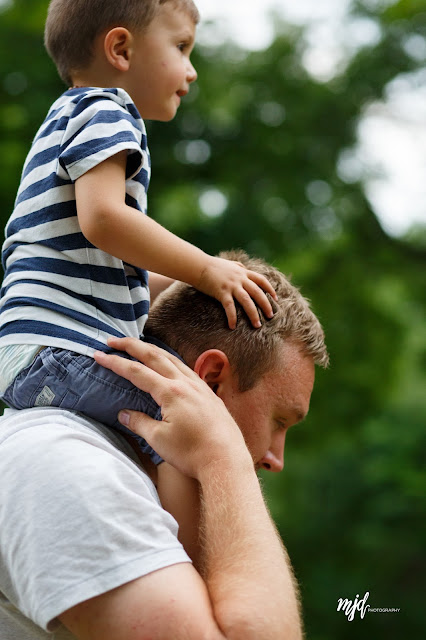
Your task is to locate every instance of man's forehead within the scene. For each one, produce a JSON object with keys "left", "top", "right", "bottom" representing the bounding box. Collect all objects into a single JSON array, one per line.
[
  {"left": 272, "top": 340, "right": 314, "bottom": 373},
  {"left": 266, "top": 342, "right": 315, "bottom": 411}
]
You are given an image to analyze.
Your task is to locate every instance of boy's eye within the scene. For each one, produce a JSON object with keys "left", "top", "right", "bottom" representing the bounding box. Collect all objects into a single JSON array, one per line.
[{"left": 177, "top": 42, "right": 190, "bottom": 52}]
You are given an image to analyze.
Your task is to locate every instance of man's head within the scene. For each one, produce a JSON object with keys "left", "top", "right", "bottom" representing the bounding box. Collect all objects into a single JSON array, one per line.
[
  {"left": 146, "top": 250, "right": 329, "bottom": 471},
  {"left": 146, "top": 250, "right": 329, "bottom": 391},
  {"left": 45, "top": 0, "right": 199, "bottom": 97}
]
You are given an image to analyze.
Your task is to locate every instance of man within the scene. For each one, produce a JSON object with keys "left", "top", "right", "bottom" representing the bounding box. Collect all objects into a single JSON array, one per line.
[{"left": 0, "top": 251, "right": 328, "bottom": 640}]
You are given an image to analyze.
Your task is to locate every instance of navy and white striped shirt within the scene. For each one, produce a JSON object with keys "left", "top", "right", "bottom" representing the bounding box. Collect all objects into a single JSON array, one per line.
[{"left": 0, "top": 87, "right": 151, "bottom": 356}]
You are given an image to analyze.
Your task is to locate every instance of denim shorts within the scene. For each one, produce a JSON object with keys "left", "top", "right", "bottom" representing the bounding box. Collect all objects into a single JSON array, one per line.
[{"left": 1, "top": 346, "right": 163, "bottom": 465}]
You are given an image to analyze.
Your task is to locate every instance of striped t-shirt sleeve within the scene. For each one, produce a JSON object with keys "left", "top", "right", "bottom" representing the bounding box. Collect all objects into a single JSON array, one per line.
[{"left": 59, "top": 91, "right": 144, "bottom": 182}]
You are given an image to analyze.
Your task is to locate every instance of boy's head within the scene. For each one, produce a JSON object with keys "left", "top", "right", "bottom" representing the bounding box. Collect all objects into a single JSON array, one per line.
[{"left": 45, "top": 0, "right": 200, "bottom": 107}]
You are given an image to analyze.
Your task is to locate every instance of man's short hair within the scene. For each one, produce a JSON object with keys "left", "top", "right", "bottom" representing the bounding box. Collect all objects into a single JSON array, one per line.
[
  {"left": 44, "top": 0, "right": 200, "bottom": 86},
  {"left": 146, "top": 250, "right": 329, "bottom": 391}
]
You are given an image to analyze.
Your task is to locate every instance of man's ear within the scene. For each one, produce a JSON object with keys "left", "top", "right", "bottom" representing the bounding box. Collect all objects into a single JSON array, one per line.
[
  {"left": 193, "top": 350, "right": 232, "bottom": 395},
  {"left": 104, "top": 27, "right": 133, "bottom": 72}
]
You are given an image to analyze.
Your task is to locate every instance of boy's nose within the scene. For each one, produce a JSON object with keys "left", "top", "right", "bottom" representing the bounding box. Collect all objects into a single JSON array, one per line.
[{"left": 187, "top": 61, "right": 197, "bottom": 84}]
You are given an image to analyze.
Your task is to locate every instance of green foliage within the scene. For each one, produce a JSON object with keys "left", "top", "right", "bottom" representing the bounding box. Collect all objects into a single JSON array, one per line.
[{"left": 0, "top": 1, "right": 425, "bottom": 637}]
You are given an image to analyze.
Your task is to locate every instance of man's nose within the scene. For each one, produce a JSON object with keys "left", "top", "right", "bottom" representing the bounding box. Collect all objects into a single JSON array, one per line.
[{"left": 259, "top": 431, "right": 286, "bottom": 473}]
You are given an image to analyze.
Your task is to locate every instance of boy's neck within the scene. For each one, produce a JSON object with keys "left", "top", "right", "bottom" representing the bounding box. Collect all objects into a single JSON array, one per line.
[
  {"left": 70, "top": 35, "right": 127, "bottom": 91},
  {"left": 70, "top": 69, "right": 125, "bottom": 91}
]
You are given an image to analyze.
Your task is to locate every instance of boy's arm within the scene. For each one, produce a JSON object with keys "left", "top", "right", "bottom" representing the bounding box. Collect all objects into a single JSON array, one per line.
[
  {"left": 75, "top": 151, "right": 277, "bottom": 329},
  {"left": 148, "top": 272, "right": 175, "bottom": 305},
  {"left": 156, "top": 462, "right": 201, "bottom": 568}
]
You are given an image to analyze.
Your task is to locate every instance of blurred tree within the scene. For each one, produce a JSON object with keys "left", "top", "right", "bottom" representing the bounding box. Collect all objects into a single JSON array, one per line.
[{"left": 0, "top": 0, "right": 425, "bottom": 638}]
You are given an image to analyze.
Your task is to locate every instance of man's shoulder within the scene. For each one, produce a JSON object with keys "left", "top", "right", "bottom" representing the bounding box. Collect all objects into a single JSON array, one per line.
[
  {"left": 0, "top": 406, "right": 117, "bottom": 438},
  {"left": 0, "top": 407, "right": 142, "bottom": 472},
  {"left": 0, "top": 407, "right": 164, "bottom": 533},
  {"left": 0, "top": 408, "right": 189, "bottom": 636}
]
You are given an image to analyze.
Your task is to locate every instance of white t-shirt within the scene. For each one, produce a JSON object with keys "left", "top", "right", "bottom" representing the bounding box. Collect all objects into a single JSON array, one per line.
[{"left": 0, "top": 408, "right": 190, "bottom": 639}]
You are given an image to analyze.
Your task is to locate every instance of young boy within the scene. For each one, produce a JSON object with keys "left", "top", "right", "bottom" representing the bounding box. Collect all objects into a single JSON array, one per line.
[{"left": 0, "top": 0, "right": 276, "bottom": 556}]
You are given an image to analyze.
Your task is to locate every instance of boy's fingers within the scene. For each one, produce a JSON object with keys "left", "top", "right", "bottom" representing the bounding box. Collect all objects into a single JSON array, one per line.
[
  {"left": 234, "top": 289, "right": 261, "bottom": 328},
  {"left": 243, "top": 280, "right": 274, "bottom": 319},
  {"left": 247, "top": 271, "right": 278, "bottom": 300},
  {"left": 221, "top": 296, "right": 237, "bottom": 330}
]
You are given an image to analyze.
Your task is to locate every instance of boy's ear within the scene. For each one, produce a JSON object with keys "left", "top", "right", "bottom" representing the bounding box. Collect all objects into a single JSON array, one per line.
[{"left": 104, "top": 27, "right": 133, "bottom": 72}]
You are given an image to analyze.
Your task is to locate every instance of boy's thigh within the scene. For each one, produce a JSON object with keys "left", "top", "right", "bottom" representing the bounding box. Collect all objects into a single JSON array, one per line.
[{"left": 2, "top": 347, "right": 163, "bottom": 462}]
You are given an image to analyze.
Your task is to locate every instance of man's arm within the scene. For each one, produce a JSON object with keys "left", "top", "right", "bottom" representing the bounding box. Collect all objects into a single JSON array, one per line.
[
  {"left": 198, "top": 457, "right": 301, "bottom": 639},
  {"left": 59, "top": 339, "right": 302, "bottom": 640},
  {"left": 59, "top": 563, "right": 224, "bottom": 640},
  {"left": 61, "top": 462, "right": 300, "bottom": 640}
]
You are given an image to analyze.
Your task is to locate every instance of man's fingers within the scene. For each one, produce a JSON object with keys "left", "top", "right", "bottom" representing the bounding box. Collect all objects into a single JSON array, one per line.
[
  {"left": 94, "top": 350, "right": 168, "bottom": 407},
  {"left": 118, "top": 409, "right": 161, "bottom": 445},
  {"left": 106, "top": 337, "right": 197, "bottom": 379}
]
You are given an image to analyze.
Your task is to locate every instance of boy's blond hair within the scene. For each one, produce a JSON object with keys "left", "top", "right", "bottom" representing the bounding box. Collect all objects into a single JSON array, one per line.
[
  {"left": 146, "top": 251, "right": 329, "bottom": 391},
  {"left": 45, "top": 0, "right": 200, "bottom": 86}
]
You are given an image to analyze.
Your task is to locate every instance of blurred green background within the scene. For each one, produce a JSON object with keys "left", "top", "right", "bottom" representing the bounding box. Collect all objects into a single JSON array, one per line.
[{"left": 0, "top": 0, "right": 425, "bottom": 637}]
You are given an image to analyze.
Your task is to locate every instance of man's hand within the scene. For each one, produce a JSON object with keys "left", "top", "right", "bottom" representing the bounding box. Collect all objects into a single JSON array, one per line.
[
  {"left": 196, "top": 256, "right": 277, "bottom": 329},
  {"left": 94, "top": 337, "right": 252, "bottom": 480}
]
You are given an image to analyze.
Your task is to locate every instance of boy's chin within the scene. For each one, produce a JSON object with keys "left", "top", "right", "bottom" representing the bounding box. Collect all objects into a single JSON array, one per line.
[{"left": 145, "top": 111, "right": 177, "bottom": 123}]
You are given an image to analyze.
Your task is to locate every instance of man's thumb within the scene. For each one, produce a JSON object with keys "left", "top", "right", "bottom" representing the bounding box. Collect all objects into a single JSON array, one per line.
[{"left": 118, "top": 410, "right": 158, "bottom": 439}]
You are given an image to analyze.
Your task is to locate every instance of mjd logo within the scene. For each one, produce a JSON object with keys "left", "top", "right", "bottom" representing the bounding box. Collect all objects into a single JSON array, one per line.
[
  {"left": 337, "top": 592, "right": 370, "bottom": 621},
  {"left": 337, "top": 591, "right": 400, "bottom": 620}
]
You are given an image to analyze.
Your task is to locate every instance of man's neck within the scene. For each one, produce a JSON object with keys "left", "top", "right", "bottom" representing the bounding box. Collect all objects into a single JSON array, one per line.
[{"left": 144, "top": 334, "right": 185, "bottom": 363}]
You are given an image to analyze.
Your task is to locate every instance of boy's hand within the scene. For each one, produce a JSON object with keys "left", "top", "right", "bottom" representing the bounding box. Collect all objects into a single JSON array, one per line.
[{"left": 196, "top": 256, "right": 277, "bottom": 329}]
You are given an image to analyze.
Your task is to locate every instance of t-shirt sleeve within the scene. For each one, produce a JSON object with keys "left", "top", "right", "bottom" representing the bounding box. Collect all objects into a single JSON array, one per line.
[
  {"left": 58, "top": 90, "right": 147, "bottom": 182},
  {"left": 0, "top": 414, "right": 190, "bottom": 632}
]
